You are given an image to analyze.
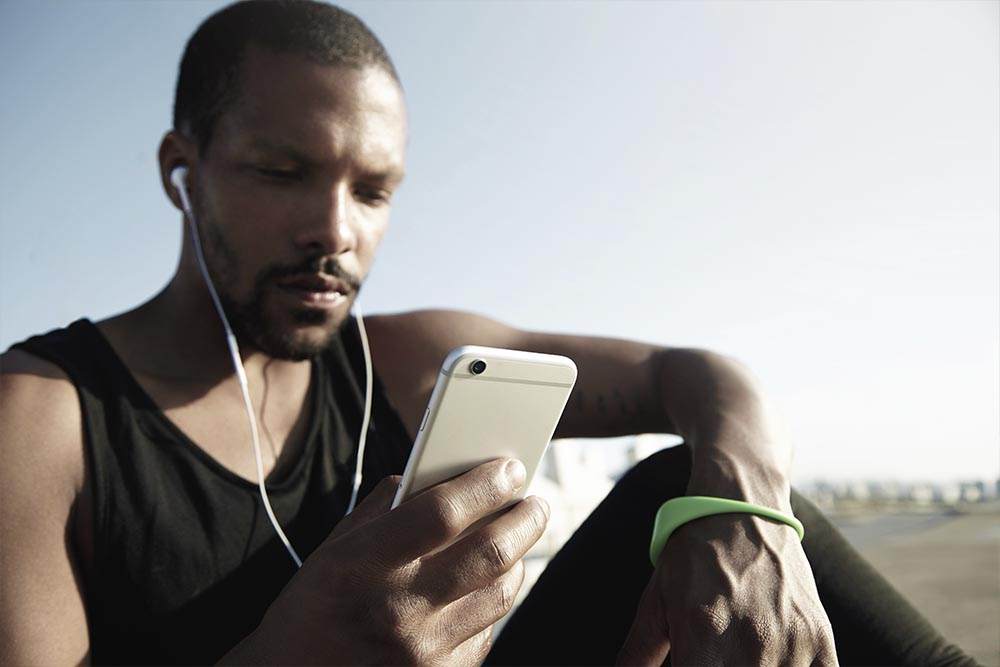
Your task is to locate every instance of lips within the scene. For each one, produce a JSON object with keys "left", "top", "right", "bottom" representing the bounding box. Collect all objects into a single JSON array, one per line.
[
  {"left": 274, "top": 274, "right": 352, "bottom": 310},
  {"left": 276, "top": 274, "right": 351, "bottom": 295}
]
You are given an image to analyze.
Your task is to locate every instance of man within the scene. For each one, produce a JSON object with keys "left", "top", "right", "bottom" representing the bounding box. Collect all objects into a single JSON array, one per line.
[{"left": 0, "top": 2, "right": 973, "bottom": 665}]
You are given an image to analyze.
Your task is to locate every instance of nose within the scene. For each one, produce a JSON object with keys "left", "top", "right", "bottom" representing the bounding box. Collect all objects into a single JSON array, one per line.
[{"left": 293, "top": 182, "right": 357, "bottom": 257}]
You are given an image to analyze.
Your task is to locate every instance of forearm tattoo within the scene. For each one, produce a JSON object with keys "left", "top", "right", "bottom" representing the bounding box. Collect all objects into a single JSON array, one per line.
[{"left": 571, "top": 387, "right": 655, "bottom": 434}]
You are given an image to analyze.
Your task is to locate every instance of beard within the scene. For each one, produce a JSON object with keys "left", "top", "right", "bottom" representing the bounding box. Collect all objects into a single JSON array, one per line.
[{"left": 196, "top": 211, "right": 363, "bottom": 361}]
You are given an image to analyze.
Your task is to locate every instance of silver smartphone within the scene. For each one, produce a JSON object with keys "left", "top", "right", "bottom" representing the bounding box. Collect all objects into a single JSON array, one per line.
[{"left": 391, "top": 345, "right": 577, "bottom": 509}]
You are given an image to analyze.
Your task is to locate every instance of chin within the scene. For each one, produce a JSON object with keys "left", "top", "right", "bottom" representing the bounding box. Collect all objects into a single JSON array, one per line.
[
  {"left": 233, "top": 289, "right": 355, "bottom": 360},
  {"left": 261, "top": 315, "right": 344, "bottom": 360}
]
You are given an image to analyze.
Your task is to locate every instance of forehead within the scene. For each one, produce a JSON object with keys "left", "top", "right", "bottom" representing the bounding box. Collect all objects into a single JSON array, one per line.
[{"left": 213, "top": 46, "right": 407, "bottom": 176}]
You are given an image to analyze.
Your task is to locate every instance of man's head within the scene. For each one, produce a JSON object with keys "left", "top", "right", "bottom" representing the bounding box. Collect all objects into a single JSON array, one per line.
[{"left": 159, "top": 0, "right": 407, "bottom": 360}]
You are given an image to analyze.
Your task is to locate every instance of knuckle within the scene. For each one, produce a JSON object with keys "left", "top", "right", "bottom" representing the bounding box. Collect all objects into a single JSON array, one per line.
[
  {"left": 483, "top": 532, "right": 514, "bottom": 572},
  {"left": 486, "top": 469, "right": 511, "bottom": 506},
  {"left": 427, "top": 490, "right": 465, "bottom": 538},
  {"left": 689, "top": 604, "right": 730, "bottom": 638}
]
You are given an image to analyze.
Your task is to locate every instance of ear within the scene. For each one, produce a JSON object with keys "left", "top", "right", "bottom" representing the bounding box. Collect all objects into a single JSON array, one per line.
[{"left": 157, "top": 131, "right": 196, "bottom": 214}]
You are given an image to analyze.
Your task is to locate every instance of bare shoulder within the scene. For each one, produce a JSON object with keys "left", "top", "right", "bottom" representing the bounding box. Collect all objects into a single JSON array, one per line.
[
  {"left": 360, "top": 309, "right": 523, "bottom": 437},
  {"left": 0, "top": 349, "right": 91, "bottom": 663},
  {"left": 363, "top": 308, "right": 521, "bottom": 365},
  {"left": 0, "top": 348, "right": 86, "bottom": 497}
]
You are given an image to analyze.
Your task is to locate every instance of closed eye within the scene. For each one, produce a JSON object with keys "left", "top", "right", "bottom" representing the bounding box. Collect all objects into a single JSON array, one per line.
[{"left": 354, "top": 186, "right": 391, "bottom": 206}]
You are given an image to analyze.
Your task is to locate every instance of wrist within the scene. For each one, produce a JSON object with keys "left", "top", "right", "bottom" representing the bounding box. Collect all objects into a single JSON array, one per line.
[
  {"left": 650, "top": 495, "right": 804, "bottom": 566},
  {"left": 687, "top": 450, "right": 792, "bottom": 513}
]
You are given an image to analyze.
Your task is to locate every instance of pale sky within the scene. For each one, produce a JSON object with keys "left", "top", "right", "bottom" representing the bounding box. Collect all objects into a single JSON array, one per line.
[{"left": 1, "top": 1, "right": 997, "bottom": 482}]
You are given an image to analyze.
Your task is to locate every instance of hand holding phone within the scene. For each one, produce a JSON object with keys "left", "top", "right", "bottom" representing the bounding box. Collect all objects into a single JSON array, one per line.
[{"left": 232, "top": 459, "right": 548, "bottom": 665}]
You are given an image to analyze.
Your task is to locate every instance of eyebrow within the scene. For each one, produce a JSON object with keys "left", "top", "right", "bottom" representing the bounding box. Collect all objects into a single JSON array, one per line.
[
  {"left": 247, "top": 136, "right": 405, "bottom": 185},
  {"left": 358, "top": 165, "right": 406, "bottom": 187},
  {"left": 247, "top": 137, "right": 315, "bottom": 164}
]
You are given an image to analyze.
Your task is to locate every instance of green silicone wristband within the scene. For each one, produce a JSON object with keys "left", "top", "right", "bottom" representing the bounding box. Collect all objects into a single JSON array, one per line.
[{"left": 649, "top": 496, "right": 805, "bottom": 567}]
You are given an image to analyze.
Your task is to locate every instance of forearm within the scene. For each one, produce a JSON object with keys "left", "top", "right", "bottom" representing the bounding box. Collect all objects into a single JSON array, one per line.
[{"left": 657, "top": 348, "right": 792, "bottom": 511}]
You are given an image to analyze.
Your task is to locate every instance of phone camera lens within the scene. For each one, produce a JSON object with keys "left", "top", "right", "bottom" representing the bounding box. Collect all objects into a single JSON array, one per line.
[{"left": 470, "top": 359, "right": 487, "bottom": 375}]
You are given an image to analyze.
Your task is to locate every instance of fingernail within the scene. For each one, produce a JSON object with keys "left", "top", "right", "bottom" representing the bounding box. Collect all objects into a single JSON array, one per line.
[{"left": 505, "top": 459, "right": 526, "bottom": 490}]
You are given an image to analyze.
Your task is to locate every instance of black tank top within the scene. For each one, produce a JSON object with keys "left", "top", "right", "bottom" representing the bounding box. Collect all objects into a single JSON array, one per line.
[{"left": 12, "top": 316, "right": 414, "bottom": 664}]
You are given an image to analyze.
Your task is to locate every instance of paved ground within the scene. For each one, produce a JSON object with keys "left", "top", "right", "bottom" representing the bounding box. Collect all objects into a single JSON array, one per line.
[{"left": 834, "top": 508, "right": 1000, "bottom": 667}]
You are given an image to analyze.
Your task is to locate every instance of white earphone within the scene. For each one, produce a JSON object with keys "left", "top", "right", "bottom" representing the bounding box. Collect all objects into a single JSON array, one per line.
[{"left": 170, "top": 165, "right": 372, "bottom": 568}]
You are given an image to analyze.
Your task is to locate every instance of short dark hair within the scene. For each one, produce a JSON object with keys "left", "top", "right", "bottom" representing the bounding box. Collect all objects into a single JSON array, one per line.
[{"left": 173, "top": 0, "right": 400, "bottom": 154}]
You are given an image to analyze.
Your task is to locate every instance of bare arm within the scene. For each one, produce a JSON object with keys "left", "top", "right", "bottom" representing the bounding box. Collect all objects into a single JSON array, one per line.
[
  {"left": 366, "top": 308, "right": 789, "bottom": 504},
  {"left": 519, "top": 321, "right": 791, "bottom": 506},
  {"left": 0, "top": 350, "right": 90, "bottom": 665},
  {"left": 365, "top": 309, "right": 668, "bottom": 439}
]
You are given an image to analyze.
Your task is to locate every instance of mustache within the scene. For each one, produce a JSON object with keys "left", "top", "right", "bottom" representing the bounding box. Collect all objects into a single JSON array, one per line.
[{"left": 261, "top": 256, "right": 362, "bottom": 293}]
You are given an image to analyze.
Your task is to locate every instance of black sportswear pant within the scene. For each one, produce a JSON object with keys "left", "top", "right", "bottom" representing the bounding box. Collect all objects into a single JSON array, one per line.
[{"left": 486, "top": 445, "right": 977, "bottom": 666}]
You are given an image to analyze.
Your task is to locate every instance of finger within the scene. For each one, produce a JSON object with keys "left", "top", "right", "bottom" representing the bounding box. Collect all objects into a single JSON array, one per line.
[
  {"left": 416, "top": 495, "right": 547, "bottom": 605},
  {"left": 450, "top": 625, "right": 495, "bottom": 667},
  {"left": 436, "top": 559, "right": 526, "bottom": 647},
  {"left": 375, "top": 457, "right": 526, "bottom": 562},
  {"left": 330, "top": 475, "right": 401, "bottom": 540},
  {"left": 616, "top": 576, "right": 671, "bottom": 667}
]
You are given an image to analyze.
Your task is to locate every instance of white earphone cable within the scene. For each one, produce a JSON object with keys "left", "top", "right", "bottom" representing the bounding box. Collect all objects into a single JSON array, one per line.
[
  {"left": 346, "top": 308, "right": 373, "bottom": 516},
  {"left": 174, "top": 167, "right": 371, "bottom": 568}
]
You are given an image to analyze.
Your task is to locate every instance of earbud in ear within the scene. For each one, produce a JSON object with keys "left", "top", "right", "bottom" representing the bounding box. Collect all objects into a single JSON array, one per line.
[
  {"left": 170, "top": 165, "right": 194, "bottom": 220},
  {"left": 171, "top": 165, "right": 189, "bottom": 193}
]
